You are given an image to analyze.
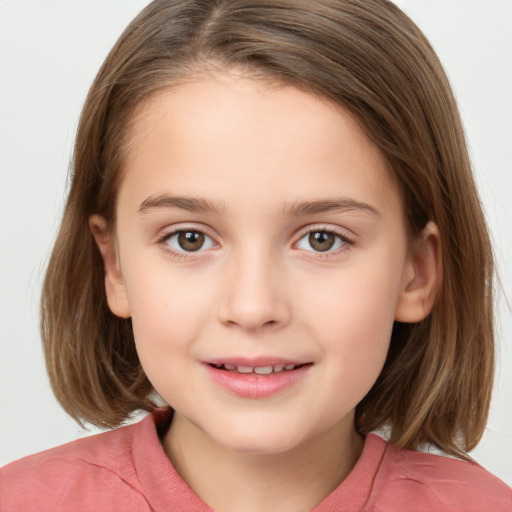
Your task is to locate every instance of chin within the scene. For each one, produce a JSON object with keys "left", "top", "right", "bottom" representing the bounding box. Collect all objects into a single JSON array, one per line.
[
  {"left": 222, "top": 433, "right": 303, "bottom": 456},
  {"left": 205, "top": 417, "right": 311, "bottom": 456}
]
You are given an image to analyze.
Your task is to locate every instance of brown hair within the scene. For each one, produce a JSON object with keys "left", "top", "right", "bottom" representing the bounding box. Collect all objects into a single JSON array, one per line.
[{"left": 41, "top": 0, "right": 494, "bottom": 458}]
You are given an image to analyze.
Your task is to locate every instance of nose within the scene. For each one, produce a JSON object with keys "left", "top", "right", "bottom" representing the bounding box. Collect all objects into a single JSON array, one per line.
[{"left": 218, "top": 248, "right": 291, "bottom": 332}]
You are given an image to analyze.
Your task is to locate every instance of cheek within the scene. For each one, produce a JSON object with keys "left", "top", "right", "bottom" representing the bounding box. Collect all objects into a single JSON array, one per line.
[
  {"left": 127, "top": 282, "right": 208, "bottom": 408},
  {"left": 123, "top": 266, "right": 208, "bottom": 375},
  {"left": 297, "top": 262, "right": 402, "bottom": 391},
  {"left": 322, "top": 283, "right": 395, "bottom": 358},
  {"left": 298, "top": 254, "right": 402, "bottom": 334}
]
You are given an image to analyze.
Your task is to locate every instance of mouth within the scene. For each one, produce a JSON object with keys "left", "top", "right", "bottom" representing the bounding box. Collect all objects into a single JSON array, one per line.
[
  {"left": 204, "top": 360, "right": 313, "bottom": 398},
  {"left": 208, "top": 362, "right": 308, "bottom": 375}
]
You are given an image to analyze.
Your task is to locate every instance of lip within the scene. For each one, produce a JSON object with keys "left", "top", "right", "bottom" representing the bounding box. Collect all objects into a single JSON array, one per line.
[
  {"left": 204, "top": 356, "right": 305, "bottom": 367},
  {"left": 204, "top": 360, "right": 312, "bottom": 399}
]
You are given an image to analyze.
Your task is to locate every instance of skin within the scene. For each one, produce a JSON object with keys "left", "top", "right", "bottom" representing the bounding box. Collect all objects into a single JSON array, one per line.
[{"left": 91, "top": 70, "right": 440, "bottom": 512}]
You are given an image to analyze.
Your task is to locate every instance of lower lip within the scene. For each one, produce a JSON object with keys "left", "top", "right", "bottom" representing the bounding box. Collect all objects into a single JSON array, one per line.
[{"left": 204, "top": 364, "right": 312, "bottom": 399}]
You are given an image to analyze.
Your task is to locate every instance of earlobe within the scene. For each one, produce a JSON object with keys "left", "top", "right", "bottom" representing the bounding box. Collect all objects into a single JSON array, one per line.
[
  {"left": 89, "top": 215, "right": 131, "bottom": 319},
  {"left": 394, "top": 221, "right": 442, "bottom": 323}
]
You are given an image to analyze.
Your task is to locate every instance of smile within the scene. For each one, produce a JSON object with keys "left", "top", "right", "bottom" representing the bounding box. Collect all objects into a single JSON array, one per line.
[
  {"left": 204, "top": 361, "right": 313, "bottom": 399},
  {"left": 210, "top": 363, "right": 303, "bottom": 374}
]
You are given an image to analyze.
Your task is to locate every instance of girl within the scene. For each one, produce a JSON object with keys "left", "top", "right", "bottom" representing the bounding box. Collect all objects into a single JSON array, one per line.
[{"left": 2, "top": 0, "right": 511, "bottom": 510}]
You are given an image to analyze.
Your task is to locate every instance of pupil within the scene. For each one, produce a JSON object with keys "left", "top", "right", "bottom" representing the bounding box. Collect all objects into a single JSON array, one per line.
[
  {"left": 178, "top": 231, "right": 204, "bottom": 251},
  {"left": 309, "top": 232, "right": 335, "bottom": 252}
]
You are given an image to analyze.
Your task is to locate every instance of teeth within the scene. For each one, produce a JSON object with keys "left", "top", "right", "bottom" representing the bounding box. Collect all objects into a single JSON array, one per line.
[
  {"left": 215, "top": 363, "right": 299, "bottom": 374},
  {"left": 254, "top": 366, "right": 273, "bottom": 375},
  {"left": 236, "top": 366, "right": 253, "bottom": 374}
]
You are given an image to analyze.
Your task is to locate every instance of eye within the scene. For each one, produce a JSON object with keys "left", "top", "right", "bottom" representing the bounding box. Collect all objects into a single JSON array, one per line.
[
  {"left": 296, "top": 230, "right": 348, "bottom": 253},
  {"left": 164, "top": 229, "right": 215, "bottom": 253}
]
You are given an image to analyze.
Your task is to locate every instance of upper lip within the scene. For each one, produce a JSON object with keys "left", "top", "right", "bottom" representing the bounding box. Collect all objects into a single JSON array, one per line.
[{"left": 204, "top": 357, "right": 310, "bottom": 367}]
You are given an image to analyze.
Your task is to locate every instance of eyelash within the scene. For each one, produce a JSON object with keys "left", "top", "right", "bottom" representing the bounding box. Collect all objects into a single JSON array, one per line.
[
  {"left": 295, "top": 226, "right": 355, "bottom": 258},
  {"left": 157, "top": 225, "right": 355, "bottom": 261},
  {"left": 157, "top": 227, "right": 215, "bottom": 261}
]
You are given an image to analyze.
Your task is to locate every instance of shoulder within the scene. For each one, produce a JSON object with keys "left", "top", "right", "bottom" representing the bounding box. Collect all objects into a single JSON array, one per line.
[
  {"left": 0, "top": 416, "right": 153, "bottom": 512},
  {"left": 370, "top": 435, "right": 512, "bottom": 512}
]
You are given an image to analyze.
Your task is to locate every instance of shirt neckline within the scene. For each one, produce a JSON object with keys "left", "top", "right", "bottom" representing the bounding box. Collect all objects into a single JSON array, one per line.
[{"left": 132, "top": 409, "right": 389, "bottom": 511}]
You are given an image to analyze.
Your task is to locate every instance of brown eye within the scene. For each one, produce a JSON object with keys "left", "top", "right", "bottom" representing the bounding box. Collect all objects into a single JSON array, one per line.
[
  {"left": 308, "top": 232, "right": 336, "bottom": 252},
  {"left": 164, "top": 229, "right": 214, "bottom": 254},
  {"left": 177, "top": 231, "right": 205, "bottom": 251},
  {"left": 296, "top": 230, "right": 347, "bottom": 253}
]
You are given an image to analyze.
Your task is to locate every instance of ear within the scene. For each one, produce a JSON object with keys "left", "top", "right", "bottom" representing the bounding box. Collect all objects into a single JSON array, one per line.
[
  {"left": 89, "top": 214, "right": 131, "bottom": 319},
  {"left": 394, "top": 221, "right": 442, "bottom": 323}
]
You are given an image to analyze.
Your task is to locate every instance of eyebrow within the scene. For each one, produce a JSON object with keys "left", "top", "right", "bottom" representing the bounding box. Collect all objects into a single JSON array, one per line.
[
  {"left": 138, "top": 194, "right": 380, "bottom": 217},
  {"left": 284, "top": 198, "right": 381, "bottom": 217},
  {"left": 138, "top": 194, "right": 227, "bottom": 215}
]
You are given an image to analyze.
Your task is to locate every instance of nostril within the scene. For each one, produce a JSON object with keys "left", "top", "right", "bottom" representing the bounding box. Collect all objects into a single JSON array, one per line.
[{"left": 217, "top": 290, "right": 291, "bottom": 331}]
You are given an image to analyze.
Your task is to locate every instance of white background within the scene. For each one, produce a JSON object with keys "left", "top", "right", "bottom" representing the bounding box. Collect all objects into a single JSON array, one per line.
[{"left": 1, "top": 0, "right": 511, "bottom": 487}]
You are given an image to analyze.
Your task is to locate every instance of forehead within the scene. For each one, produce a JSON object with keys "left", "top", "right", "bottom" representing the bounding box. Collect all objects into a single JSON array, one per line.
[{"left": 118, "top": 72, "right": 401, "bottom": 219}]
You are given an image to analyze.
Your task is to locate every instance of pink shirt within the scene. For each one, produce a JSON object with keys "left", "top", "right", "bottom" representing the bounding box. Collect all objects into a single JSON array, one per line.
[{"left": 2, "top": 410, "right": 511, "bottom": 511}]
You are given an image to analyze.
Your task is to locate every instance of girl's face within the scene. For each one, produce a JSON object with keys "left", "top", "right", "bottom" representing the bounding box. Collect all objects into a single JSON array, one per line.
[{"left": 96, "top": 72, "right": 434, "bottom": 455}]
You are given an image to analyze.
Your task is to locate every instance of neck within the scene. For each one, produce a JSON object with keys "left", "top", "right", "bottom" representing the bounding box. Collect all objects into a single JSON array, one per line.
[{"left": 163, "top": 413, "right": 364, "bottom": 512}]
